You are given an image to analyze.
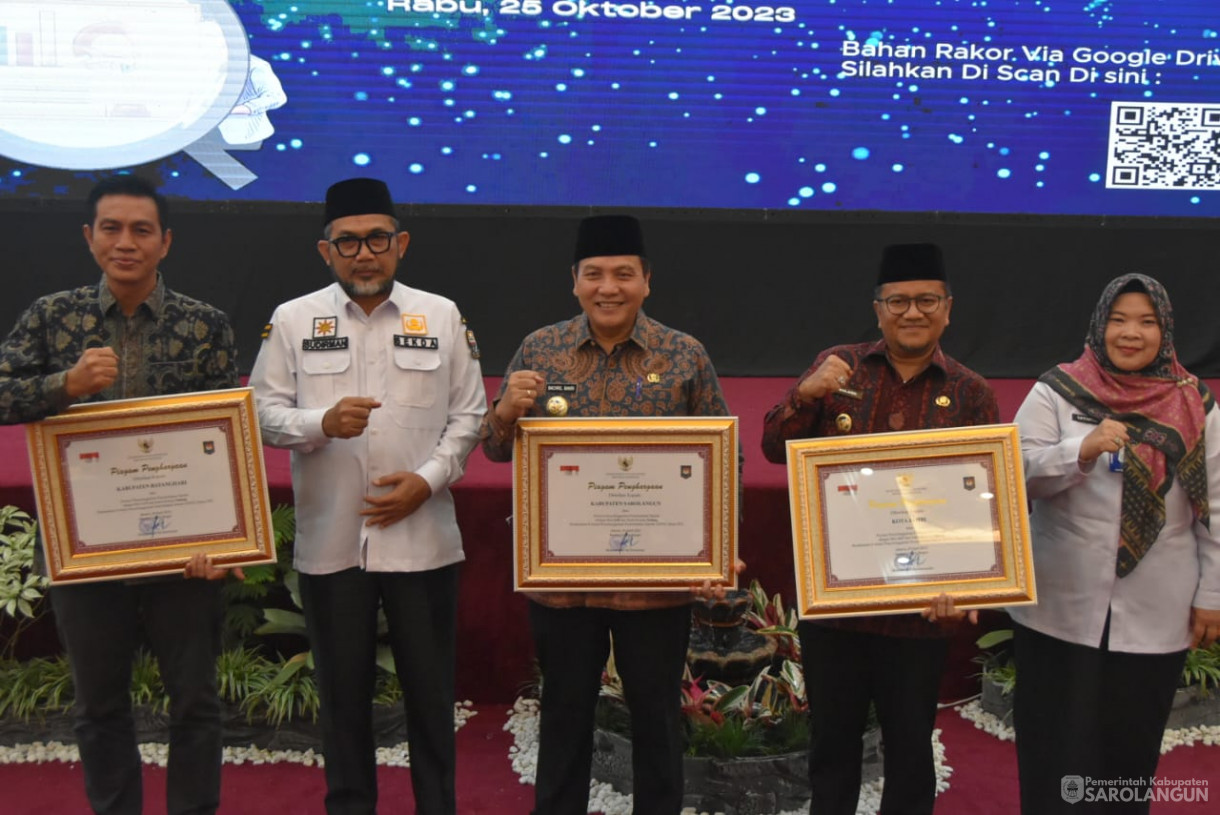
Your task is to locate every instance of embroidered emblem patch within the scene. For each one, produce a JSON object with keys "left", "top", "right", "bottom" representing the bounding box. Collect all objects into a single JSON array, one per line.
[
  {"left": 313, "top": 316, "right": 338, "bottom": 338},
  {"left": 402, "top": 314, "right": 428, "bottom": 334}
]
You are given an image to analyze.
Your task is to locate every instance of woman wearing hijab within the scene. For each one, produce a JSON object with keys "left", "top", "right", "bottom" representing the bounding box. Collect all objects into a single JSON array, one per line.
[{"left": 1010, "top": 273, "right": 1220, "bottom": 813}]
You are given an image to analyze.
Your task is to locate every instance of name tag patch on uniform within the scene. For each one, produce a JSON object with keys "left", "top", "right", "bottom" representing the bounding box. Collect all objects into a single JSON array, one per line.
[
  {"left": 402, "top": 314, "right": 428, "bottom": 334},
  {"left": 1072, "top": 412, "right": 1101, "bottom": 425},
  {"left": 546, "top": 383, "right": 577, "bottom": 394},
  {"left": 313, "top": 316, "right": 338, "bottom": 338},
  {"left": 394, "top": 335, "right": 439, "bottom": 350},
  {"left": 304, "top": 316, "right": 346, "bottom": 350},
  {"left": 302, "top": 337, "right": 350, "bottom": 351}
]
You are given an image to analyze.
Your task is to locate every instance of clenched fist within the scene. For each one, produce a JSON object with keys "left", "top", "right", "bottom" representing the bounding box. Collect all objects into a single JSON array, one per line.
[
  {"left": 796, "top": 354, "right": 853, "bottom": 403},
  {"left": 322, "top": 396, "right": 382, "bottom": 439},
  {"left": 1078, "top": 417, "right": 1130, "bottom": 465},
  {"left": 494, "top": 370, "right": 545, "bottom": 425},
  {"left": 65, "top": 347, "right": 119, "bottom": 398}
]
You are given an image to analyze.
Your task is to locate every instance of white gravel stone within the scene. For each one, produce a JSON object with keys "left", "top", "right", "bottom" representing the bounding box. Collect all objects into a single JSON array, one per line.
[
  {"left": 0, "top": 740, "right": 80, "bottom": 765},
  {"left": 0, "top": 703, "right": 474, "bottom": 769},
  {"left": 955, "top": 700, "right": 1015, "bottom": 742},
  {"left": 956, "top": 700, "right": 1220, "bottom": 756}
]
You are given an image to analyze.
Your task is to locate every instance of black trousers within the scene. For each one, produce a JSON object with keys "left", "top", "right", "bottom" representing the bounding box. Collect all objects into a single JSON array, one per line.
[
  {"left": 528, "top": 601, "right": 692, "bottom": 815},
  {"left": 799, "top": 622, "right": 949, "bottom": 815},
  {"left": 51, "top": 578, "right": 223, "bottom": 815},
  {"left": 299, "top": 564, "right": 459, "bottom": 815},
  {"left": 1012, "top": 621, "right": 1186, "bottom": 815}
]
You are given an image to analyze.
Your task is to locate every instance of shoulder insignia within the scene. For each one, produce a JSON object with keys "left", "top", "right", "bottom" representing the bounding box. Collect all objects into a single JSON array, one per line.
[{"left": 261, "top": 322, "right": 273, "bottom": 340}]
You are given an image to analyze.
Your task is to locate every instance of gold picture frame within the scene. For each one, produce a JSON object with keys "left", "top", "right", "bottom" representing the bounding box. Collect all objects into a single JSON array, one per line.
[
  {"left": 27, "top": 387, "right": 276, "bottom": 584},
  {"left": 786, "top": 424, "right": 1035, "bottom": 618},
  {"left": 513, "top": 416, "right": 738, "bottom": 591}
]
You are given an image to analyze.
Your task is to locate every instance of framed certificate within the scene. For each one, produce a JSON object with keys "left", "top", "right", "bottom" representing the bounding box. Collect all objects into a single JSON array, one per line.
[
  {"left": 27, "top": 387, "right": 276, "bottom": 584},
  {"left": 513, "top": 416, "right": 738, "bottom": 591},
  {"left": 787, "top": 424, "right": 1035, "bottom": 619}
]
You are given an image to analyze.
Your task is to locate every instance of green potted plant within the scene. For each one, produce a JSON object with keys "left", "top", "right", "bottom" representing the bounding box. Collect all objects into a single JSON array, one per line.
[
  {"left": 0, "top": 507, "right": 48, "bottom": 661},
  {"left": 972, "top": 625, "right": 1220, "bottom": 732},
  {"left": 974, "top": 628, "right": 1015, "bottom": 721},
  {"left": 1167, "top": 642, "right": 1220, "bottom": 730}
]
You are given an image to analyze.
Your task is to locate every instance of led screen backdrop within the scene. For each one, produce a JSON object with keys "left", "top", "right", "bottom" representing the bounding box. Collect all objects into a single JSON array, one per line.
[{"left": 0, "top": 0, "right": 1216, "bottom": 216}]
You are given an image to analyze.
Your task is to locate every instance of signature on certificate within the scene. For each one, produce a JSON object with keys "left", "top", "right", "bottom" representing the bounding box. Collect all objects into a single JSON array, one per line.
[
  {"left": 139, "top": 515, "right": 169, "bottom": 536},
  {"left": 892, "top": 549, "right": 927, "bottom": 570},
  {"left": 610, "top": 531, "right": 639, "bottom": 552}
]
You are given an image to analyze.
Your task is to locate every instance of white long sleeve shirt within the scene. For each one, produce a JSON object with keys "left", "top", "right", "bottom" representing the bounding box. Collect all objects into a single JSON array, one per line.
[
  {"left": 1010, "top": 381, "right": 1220, "bottom": 653},
  {"left": 249, "top": 282, "right": 486, "bottom": 575}
]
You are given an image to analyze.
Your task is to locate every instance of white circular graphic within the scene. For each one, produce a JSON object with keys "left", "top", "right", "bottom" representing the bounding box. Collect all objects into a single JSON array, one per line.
[{"left": 0, "top": 0, "right": 249, "bottom": 169}]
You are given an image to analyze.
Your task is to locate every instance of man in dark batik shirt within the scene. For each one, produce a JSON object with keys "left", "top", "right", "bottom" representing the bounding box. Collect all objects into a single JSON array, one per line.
[
  {"left": 761, "top": 243, "right": 999, "bottom": 815},
  {"left": 0, "top": 176, "right": 239, "bottom": 815},
  {"left": 481, "top": 215, "right": 731, "bottom": 815}
]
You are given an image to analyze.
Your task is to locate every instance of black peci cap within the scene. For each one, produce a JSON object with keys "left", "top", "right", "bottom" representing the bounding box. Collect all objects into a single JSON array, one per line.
[
  {"left": 573, "top": 215, "right": 647, "bottom": 263},
  {"left": 876, "top": 243, "right": 947, "bottom": 286},
  {"left": 323, "top": 178, "right": 396, "bottom": 227}
]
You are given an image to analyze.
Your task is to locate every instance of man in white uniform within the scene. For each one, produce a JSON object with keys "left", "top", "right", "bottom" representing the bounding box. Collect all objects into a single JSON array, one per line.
[{"left": 249, "top": 177, "right": 486, "bottom": 815}]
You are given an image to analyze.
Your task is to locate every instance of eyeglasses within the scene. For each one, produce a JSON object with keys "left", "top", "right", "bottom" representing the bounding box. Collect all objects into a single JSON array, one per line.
[
  {"left": 329, "top": 232, "right": 395, "bottom": 258},
  {"left": 876, "top": 294, "right": 946, "bottom": 315}
]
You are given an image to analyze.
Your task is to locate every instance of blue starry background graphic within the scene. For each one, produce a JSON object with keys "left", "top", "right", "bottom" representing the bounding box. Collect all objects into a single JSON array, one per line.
[{"left": 0, "top": 0, "right": 1216, "bottom": 216}]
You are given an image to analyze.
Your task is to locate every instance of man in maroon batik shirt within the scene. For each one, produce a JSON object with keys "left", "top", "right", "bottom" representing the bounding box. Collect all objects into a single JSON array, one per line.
[
  {"left": 761, "top": 243, "right": 999, "bottom": 815},
  {"left": 481, "top": 215, "right": 733, "bottom": 815}
]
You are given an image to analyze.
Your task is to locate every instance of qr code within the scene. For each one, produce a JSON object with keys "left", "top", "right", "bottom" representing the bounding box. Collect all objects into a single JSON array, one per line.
[{"left": 1106, "top": 102, "right": 1220, "bottom": 190}]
